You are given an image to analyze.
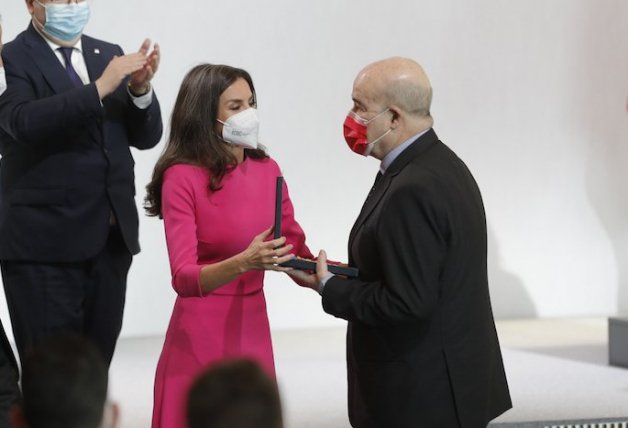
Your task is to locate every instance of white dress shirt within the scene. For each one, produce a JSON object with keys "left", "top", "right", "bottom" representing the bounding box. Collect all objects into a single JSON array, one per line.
[{"left": 0, "top": 67, "right": 6, "bottom": 96}]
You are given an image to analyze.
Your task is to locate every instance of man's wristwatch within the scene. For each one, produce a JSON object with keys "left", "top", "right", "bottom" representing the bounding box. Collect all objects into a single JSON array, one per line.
[{"left": 128, "top": 82, "right": 150, "bottom": 97}]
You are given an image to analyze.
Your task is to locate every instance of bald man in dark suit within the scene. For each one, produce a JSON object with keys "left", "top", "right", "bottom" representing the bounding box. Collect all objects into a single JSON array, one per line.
[{"left": 292, "top": 57, "right": 511, "bottom": 427}]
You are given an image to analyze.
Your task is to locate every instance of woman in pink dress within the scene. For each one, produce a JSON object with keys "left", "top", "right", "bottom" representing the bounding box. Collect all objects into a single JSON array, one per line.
[{"left": 144, "top": 64, "right": 313, "bottom": 428}]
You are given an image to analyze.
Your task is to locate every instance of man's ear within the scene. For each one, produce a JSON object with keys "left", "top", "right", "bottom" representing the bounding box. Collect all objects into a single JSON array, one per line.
[
  {"left": 388, "top": 106, "right": 401, "bottom": 129},
  {"left": 9, "top": 405, "right": 28, "bottom": 428},
  {"left": 25, "top": 0, "right": 36, "bottom": 15}
]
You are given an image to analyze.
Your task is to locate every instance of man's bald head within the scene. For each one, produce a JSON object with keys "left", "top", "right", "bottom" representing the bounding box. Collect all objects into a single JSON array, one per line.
[{"left": 355, "top": 57, "right": 433, "bottom": 119}]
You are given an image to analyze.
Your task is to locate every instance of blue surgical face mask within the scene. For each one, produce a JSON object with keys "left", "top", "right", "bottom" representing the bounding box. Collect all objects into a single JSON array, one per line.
[{"left": 36, "top": 1, "right": 90, "bottom": 43}]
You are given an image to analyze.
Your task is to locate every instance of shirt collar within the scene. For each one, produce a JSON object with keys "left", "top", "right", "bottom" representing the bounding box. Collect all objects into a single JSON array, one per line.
[
  {"left": 41, "top": 34, "right": 84, "bottom": 54},
  {"left": 380, "top": 128, "right": 431, "bottom": 174}
]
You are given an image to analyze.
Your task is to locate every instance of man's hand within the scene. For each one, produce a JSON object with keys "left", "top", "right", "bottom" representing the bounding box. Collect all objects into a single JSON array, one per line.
[
  {"left": 287, "top": 250, "right": 330, "bottom": 292},
  {"left": 95, "top": 53, "right": 147, "bottom": 99},
  {"left": 128, "top": 38, "right": 159, "bottom": 96},
  {"left": 316, "top": 249, "right": 329, "bottom": 278}
]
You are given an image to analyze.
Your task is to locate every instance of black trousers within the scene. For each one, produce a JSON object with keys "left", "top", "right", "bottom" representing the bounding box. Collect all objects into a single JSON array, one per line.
[
  {"left": 0, "top": 226, "right": 132, "bottom": 367},
  {"left": 0, "top": 322, "right": 19, "bottom": 428}
]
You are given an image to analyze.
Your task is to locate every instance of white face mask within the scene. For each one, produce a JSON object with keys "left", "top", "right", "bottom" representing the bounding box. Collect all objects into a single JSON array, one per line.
[{"left": 217, "top": 108, "right": 260, "bottom": 150}]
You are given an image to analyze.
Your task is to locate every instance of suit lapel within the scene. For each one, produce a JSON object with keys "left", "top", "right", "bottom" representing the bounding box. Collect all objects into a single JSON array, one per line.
[
  {"left": 348, "top": 129, "right": 440, "bottom": 253},
  {"left": 81, "top": 36, "right": 107, "bottom": 83},
  {"left": 23, "top": 24, "right": 75, "bottom": 94},
  {"left": 348, "top": 173, "right": 391, "bottom": 248},
  {"left": 23, "top": 27, "right": 108, "bottom": 90},
  {"left": 80, "top": 37, "right": 111, "bottom": 144}
]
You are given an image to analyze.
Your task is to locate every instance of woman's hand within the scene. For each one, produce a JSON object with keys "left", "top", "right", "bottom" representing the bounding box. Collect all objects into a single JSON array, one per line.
[
  {"left": 239, "top": 227, "right": 294, "bottom": 272},
  {"left": 198, "top": 227, "right": 293, "bottom": 295}
]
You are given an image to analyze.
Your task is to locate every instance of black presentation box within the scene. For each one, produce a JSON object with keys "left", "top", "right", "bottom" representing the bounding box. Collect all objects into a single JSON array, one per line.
[{"left": 274, "top": 176, "right": 359, "bottom": 278}]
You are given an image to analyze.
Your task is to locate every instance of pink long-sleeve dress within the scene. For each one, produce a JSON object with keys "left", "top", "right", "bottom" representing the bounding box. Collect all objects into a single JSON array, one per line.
[{"left": 152, "top": 157, "right": 313, "bottom": 428}]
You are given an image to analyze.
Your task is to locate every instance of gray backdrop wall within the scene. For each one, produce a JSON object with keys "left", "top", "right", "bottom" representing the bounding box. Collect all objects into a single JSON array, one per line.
[{"left": 1, "top": 0, "right": 627, "bottom": 339}]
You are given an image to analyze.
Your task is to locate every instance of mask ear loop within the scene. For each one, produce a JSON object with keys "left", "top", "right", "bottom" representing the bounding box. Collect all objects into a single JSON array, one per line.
[
  {"left": 366, "top": 109, "right": 393, "bottom": 145},
  {"left": 366, "top": 128, "right": 392, "bottom": 148},
  {"left": 31, "top": 0, "right": 47, "bottom": 28},
  {"left": 365, "top": 108, "right": 391, "bottom": 124},
  {"left": 363, "top": 109, "right": 394, "bottom": 156},
  {"left": 215, "top": 118, "right": 227, "bottom": 143}
]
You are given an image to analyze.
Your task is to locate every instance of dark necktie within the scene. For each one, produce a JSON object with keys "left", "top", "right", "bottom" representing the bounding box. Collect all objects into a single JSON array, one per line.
[
  {"left": 366, "top": 171, "right": 383, "bottom": 201},
  {"left": 58, "top": 47, "right": 83, "bottom": 87}
]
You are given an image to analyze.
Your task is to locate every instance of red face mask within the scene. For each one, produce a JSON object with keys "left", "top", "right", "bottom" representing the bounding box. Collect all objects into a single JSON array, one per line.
[{"left": 343, "top": 109, "right": 391, "bottom": 156}]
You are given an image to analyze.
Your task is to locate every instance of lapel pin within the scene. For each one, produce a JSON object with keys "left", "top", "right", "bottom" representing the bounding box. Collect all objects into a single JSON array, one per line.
[{"left": 94, "top": 48, "right": 100, "bottom": 54}]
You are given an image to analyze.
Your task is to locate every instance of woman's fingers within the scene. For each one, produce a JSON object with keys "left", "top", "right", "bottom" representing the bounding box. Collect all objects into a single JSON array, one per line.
[
  {"left": 274, "top": 244, "right": 293, "bottom": 257},
  {"left": 254, "top": 226, "right": 274, "bottom": 241}
]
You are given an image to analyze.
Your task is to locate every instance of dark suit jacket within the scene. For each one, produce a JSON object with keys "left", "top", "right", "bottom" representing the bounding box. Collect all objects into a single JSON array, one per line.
[
  {"left": 0, "top": 322, "right": 19, "bottom": 423},
  {"left": 0, "top": 24, "right": 162, "bottom": 262},
  {"left": 323, "top": 129, "right": 511, "bottom": 428}
]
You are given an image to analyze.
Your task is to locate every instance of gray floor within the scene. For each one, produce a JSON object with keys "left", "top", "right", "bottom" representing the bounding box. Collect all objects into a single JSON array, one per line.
[{"left": 108, "top": 318, "right": 628, "bottom": 428}]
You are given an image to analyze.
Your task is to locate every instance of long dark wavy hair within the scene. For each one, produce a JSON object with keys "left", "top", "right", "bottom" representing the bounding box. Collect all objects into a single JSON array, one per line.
[{"left": 144, "top": 64, "right": 268, "bottom": 218}]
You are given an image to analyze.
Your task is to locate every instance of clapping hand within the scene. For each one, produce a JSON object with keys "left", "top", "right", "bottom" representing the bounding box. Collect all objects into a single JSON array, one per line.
[
  {"left": 96, "top": 52, "right": 148, "bottom": 99},
  {"left": 95, "top": 39, "right": 160, "bottom": 100},
  {"left": 128, "top": 38, "right": 159, "bottom": 96}
]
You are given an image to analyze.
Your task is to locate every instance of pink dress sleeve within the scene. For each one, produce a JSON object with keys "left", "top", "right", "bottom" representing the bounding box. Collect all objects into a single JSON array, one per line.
[{"left": 161, "top": 167, "right": 203, "bottom": 297}]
